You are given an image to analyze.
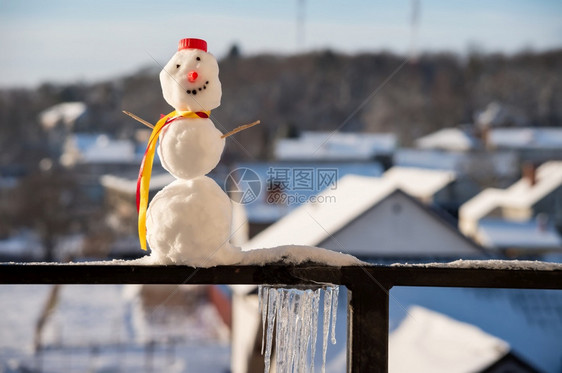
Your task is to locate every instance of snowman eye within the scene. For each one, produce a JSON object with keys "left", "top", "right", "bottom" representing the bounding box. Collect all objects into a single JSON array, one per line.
[
  {"left": 196, "top": 57, "right": 201, "bottom": 61},
  {"left": 176, "top": 64, "right": 180, "bottom": 68}
]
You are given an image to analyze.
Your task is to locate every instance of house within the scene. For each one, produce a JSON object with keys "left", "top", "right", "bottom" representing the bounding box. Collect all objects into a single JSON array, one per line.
[
  {"left": 242, "top": 169, "right": 480, "bottom": 260},
  {"left": 459, "top": 161, "right": 562, "bottom": 256},
  {"left": 39, "top": 102, "right": 88, "bottom": 131},
  {"left": 38, "top": 102, "right": 88, "bottom": 155},
  {"left": 389, "top": 306, "right": 539, "bottom": 373}
]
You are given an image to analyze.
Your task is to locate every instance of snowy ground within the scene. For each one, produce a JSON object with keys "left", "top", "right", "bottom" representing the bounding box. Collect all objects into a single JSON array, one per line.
[{"left": 0, "top": 284, "right": 230, "bottom": 373}]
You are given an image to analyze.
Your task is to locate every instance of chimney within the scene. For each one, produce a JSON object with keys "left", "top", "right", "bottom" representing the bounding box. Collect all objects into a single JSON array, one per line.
[
  {"left": 536, "top": 213, "right": 548, "bottom": 232},
  {"left": 480, "top": 125, "right": 492, "bottom": 150},
  {"left": 522, "top": 162, "right": 537, "bottom": 186}
]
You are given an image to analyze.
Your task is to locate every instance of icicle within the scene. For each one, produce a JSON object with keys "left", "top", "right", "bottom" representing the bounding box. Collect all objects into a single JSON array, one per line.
[
  {"left": 258, "top": 285, "right": 263, "bottom": 314},
  {"left": 331, "top": 286, "right": 339, "bottom": 344},
  {"left": 287, "top": 290, "right": 300, "bottom": 370},
  {"left": 275, "top": 289, "right": 291, "bottom": 372},
  {"left": 264, "top": 288, "right": 278, "bottom": 373},
  {"left": 260, "top": 286, "right": 269, "bottom": 355},
  {"left": 309, "top": 289, "right": 321, "bottom": 373},
  {"left": 297, "top": 289, "right": 313, "bottom": 372},
  {"left": 258, "top": 285, "right": 339, "bottom": 373},
  {"left": 321, "top": 286, "right": 333, "bottom": 373}
]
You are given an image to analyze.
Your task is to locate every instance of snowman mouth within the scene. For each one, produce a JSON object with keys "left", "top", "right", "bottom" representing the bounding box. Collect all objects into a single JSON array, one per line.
[{"left": 186, "top": 80, "right": 210, "bottom": 96}]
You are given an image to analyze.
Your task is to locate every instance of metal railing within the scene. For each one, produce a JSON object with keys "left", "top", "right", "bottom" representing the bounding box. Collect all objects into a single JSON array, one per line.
[{"left": 1, "top": 262, "right": 561, "bottom": 372}]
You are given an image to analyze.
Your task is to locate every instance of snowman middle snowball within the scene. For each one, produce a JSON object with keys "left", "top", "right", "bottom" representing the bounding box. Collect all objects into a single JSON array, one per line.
[{"left": 145, "top": 38, "right": 236, "bottom": 265}]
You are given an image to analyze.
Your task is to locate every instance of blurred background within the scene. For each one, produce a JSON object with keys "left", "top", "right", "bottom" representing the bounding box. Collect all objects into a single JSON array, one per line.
[{"left": 1, "top": 0, "right": 561, "bottom": 372}]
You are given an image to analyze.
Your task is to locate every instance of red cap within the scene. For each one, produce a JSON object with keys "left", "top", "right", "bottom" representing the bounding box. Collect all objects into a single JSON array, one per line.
[{"left": 178, "top": 38, "right": 207, "bottom": 52}]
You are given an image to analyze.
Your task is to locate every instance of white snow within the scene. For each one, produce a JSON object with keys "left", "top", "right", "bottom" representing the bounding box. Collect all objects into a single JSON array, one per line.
[
  {"left": 133, "top": 244, "right": 365, "bottom": 268},
  {"left": 239, "top": 245, "right": 365, "bottom": 266},
  {"left": 389, "top": 306, "right": 509, "bottom": 373},
  {"left": 392, "top": 259, "right": 562, "bottom": 271}
]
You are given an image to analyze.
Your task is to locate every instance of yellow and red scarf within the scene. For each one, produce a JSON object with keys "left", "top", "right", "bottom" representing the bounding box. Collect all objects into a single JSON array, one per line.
[{"left": 137, "top": 109, "right": 210, "bottom": 251}]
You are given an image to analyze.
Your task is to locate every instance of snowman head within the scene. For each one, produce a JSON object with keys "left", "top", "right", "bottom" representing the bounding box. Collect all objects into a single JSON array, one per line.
[{"left": 160, "top": 38, "right": 222, "bottom": 112}]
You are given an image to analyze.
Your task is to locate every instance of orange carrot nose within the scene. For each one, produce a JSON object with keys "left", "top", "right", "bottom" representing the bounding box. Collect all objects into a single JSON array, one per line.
[{"left": 187, "top": 71, "right": 198, "bottom": 82}]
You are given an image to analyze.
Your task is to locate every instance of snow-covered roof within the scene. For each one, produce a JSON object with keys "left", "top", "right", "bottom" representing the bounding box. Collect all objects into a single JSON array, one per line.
[
  {"left": 61, "top": 134, "right": 136, "bottom": 166},
  {"left": 415, "top": 128, "right": 480, "bottom": 151},
  {"left": 382, "top": 167, "right": 455, "bottom": 200},
  {"left": 100, "top": 172, "right": 175, "bottom": 194},
  {"left": 476, "top": 218, "right": 562, "bottom": 250},
  {"left": 489, "top": 127, "right": 562, "bottom": 150},
  {"left": 39, "top": 102, "right": 87, "bottom": 129},
  {"left": 459, "top": 188, "right": 504, "bottom": 222},
  {"left": 275, "top": 131, "right": 397, "bottom": 161},
  {"left": 389, "top": 306, "right": 509, "bottom": 373},
  {"left": 243, "top": 168, "right": 456, "bottom": 250}
]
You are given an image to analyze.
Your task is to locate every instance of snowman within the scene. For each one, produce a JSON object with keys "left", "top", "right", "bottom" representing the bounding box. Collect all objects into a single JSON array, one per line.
[{"left": 137, "top": 38, "right": 241, "bottom": 266}]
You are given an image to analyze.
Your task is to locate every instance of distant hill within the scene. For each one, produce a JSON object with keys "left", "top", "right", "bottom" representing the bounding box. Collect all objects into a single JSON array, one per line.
[{"left": 1, "top": 49, "right": 561, "bottom": 166}]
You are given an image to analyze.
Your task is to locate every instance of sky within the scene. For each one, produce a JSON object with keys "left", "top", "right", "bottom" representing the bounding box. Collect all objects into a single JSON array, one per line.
[{"left": 0, "top": 0, "right": 561, "bottom": 88}]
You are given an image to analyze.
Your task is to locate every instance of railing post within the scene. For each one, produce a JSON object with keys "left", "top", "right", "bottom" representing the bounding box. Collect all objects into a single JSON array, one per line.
[{"left": 347, "top": 284, "right": 390, "bottom": 373}]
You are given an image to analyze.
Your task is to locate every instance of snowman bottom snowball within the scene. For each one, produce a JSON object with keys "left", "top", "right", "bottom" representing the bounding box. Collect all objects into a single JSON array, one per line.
[{"left": 145, "top": 176, "right": 236, "bottom": 266}]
